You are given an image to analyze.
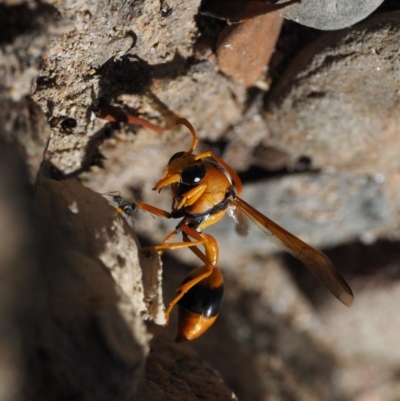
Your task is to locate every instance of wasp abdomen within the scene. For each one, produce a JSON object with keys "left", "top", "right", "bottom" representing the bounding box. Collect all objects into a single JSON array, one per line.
[
  {"left": 178, "top": 279, "right": 224, "bottom": 318},
  {"left": 175, "top": 267, "right": 224, "bottom": 342}
]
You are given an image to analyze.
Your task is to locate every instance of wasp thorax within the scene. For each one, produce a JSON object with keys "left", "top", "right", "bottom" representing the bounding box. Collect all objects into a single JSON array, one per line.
[{"left": 181, "top": 162, "right": 206, "bottom": 185}]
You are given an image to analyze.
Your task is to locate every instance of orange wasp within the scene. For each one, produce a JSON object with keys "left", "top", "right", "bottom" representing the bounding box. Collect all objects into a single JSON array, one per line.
[{"left": 124, "top": 118, "right": 353, "bottom": 342}]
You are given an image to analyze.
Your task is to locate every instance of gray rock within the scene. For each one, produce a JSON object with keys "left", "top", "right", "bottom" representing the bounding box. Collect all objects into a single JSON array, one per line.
[
  {"left": 280, "top": 0, "right": 385, "bottom": 30},
  {"left": 32, "top": 177, "right": 157, "bottom": 400},
  {"left": 266, "top": 12, "right": 400, "bottom": 176},
  {"left": 0, "top": 3, "right": 54, "bottom": 180},
  {"left": 32, "top": 0, "right": 244, "bottom": 176},
  {"left": 0, "top": 142, "right": 155, "bottom": 400},
  {"left": 209, "top": 172, "right": 389, "bottom": 267},
  {"left": 319, "top": 259, "right": 400, "bottom": 400}
]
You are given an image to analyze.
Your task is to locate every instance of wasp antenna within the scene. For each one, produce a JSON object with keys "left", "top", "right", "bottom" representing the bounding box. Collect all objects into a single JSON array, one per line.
[{"left": 176, "top": 118, "right": 198, "bottom": 153}]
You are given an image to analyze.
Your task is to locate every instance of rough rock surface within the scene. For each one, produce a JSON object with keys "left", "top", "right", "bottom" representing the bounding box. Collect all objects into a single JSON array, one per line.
[
  {"left": 31, "top": 0, "right": 244, "bottom": 175},
  {"left": 0, "top": 144, "right": 156, "bottom": 400},
  {"left": 3, "top": 0, "right": 400, "bottom": 400},
  {"left": 136, "top": 334, "right": 238, "bottom": 401},
  {"left": 0, "top": 1, "right": 54, "bottom": 180},
  {"left": 266, "top": 12, "right": 400, "bottom": 175},
  {"left": 265, "top": 12, "right": 400, "bottom": 236}
]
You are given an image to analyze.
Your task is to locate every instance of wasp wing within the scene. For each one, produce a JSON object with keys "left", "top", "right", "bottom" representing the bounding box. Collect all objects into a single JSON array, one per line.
[
  {"left": 231, "top": 197, "right": 354, "bottom": 306},
  {"left": 228, "top": 204, "right": 250, "bottom": 236}
]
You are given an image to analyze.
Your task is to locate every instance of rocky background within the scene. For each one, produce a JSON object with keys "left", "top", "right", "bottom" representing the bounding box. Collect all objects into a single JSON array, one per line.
[{"left": 1, "top": 0, "right": 400, "bottom": 400}]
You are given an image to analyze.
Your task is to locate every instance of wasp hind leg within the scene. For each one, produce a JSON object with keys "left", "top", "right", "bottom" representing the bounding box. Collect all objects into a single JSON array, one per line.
[
  {"left": 164, "top": 231, "right": 219, "bottom": 324},
  {"left": 165, "top": 232, "right": 223, "bottom": 342}
]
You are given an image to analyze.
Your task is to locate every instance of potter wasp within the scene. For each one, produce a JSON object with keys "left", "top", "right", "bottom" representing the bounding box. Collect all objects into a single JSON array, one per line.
[{"left": 117, "top": 118, "right": 353, "bottom": 342}]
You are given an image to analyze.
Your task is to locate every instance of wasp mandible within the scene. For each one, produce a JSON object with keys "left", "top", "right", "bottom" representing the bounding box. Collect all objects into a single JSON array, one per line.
[{"left": 123, "top": 118, "right": 353, "bottom": 342}]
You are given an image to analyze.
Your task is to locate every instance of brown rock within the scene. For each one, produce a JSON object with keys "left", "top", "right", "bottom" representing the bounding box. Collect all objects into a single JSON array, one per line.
[
  {"left": 136, "top": 334, "right": 238, "bottom": 401},
  {"left": 217, "top": 12, "right": 283, "bottom": 86}
]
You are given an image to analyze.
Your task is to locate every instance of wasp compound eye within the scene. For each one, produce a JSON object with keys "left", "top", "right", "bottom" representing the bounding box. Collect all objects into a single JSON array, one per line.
[
  {"left": 181, "top": 162, "right": 206, "bottom": 185},
  {"left": 168, "top": 151, "right": 185, "bottom": 165}
]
